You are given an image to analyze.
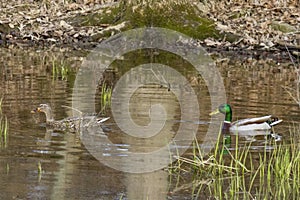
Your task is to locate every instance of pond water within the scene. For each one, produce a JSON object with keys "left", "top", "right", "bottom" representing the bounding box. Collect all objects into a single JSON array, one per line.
[{"left": 0, "top": 47, "right": 299, "bottom": 199}]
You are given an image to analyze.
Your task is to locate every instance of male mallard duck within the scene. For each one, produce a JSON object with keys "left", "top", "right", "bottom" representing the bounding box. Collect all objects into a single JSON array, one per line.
[
  {"left": 31, "top": 104, "right": 109, "bottom": 132},
  {"left": 210, "top": 104, "right": 282, "bottom": 134}
]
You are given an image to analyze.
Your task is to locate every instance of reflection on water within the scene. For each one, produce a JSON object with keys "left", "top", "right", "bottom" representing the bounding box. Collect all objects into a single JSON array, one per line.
[{"left": 0, "top": 47, "right": 299, "bottom": 199}]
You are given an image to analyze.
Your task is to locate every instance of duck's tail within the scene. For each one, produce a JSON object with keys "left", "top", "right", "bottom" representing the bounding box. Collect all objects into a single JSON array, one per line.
[{"left": 268, "top": 116, "right": 283, "bottom": 127}]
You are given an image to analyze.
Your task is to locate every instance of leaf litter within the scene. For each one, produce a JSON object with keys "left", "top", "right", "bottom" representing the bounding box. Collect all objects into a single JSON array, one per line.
[{"left": 0, "top": 0, "right": 298, "bottom": 54}]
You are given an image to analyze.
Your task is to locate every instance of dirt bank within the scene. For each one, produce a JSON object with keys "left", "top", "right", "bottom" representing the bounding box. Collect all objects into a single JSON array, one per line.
[{"left": 0, "top": 0, "right": 299, "bottom": 57}]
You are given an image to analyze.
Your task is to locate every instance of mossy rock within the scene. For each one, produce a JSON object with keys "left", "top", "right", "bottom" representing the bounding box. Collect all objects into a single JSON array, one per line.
[
  {"left": 271, "top": 21, "right": 297, "bottom": 33},
  {"left": 70, "top": 1, "right": 223, "bottom": 42}
]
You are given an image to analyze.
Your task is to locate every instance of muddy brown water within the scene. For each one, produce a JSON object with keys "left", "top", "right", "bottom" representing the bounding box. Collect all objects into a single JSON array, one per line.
[{"left": 0, "top": 47, "right": 299, "bottom": 199}]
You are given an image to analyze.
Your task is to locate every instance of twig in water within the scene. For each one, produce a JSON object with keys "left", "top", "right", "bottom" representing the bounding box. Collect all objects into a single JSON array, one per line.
[{"left": 282, "top": 44, "right": 300, "bottom": 107}]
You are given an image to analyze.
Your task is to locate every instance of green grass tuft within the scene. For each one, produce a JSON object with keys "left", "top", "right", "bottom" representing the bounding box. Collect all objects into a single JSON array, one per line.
[
  {"left": 52, "top": 60, "right": 71, "bottom": 81},
  {"left": 174, "top": 128, "right": 300, "bottom": 199},
  {"left": 0, "top": 98, "right": 9, "bottom": 148},
  {"left": 100, "top": 83, "right": 112, "bottom": 114}
]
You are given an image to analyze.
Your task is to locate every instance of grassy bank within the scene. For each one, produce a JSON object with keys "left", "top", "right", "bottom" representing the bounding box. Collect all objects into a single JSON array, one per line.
[{"left": 173, "top": 130, "right": 300, "bottom": 199}]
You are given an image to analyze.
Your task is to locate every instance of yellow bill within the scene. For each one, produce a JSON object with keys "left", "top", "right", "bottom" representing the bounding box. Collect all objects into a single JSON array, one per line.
[{"left": 209, "top": 109, "right": 220, "bottom": 116}]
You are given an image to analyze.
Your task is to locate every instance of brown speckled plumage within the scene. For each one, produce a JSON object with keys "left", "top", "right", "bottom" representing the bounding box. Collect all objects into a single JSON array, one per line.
[{"left": 31, "top": 104, "right": 109, "bottom": 133}]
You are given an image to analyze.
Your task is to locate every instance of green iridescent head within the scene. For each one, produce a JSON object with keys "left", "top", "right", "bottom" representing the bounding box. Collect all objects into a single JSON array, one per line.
[{"left": 210, "top": 103, "right": 232, "bottom": 122}]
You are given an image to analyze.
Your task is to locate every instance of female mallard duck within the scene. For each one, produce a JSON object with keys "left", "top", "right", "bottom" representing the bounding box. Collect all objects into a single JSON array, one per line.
[
  {"left": 31, "top": 104, "right": 109, "bottom": 132},
  {"left": 210, "top": 104, "right": 282, "bottom": 134}
]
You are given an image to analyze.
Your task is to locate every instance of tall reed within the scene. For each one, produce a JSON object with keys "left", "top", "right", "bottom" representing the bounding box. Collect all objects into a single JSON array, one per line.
[
  {"left": 0, "top": 98, "right": 8, "bottom": 148},
  {"left": 175, "top": 130, "right": 300, "bottom": 199},
  {"left": 100, "top": 83, "right": 112, "bottom": 113}
]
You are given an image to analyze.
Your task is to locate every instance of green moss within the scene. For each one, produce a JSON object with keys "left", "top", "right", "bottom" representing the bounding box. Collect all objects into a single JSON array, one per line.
[
  {"left": 70, "top": 1, "right": 221, "bottom": 41},
  {"left": 271, "top": 21, "right": 297, "bottom": 33},
  {"left": 120, "top": 2, "right": 220, "bottom": 40},
  {"left": 71, "top": 7, "right": 121, "bottom": 27}
]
